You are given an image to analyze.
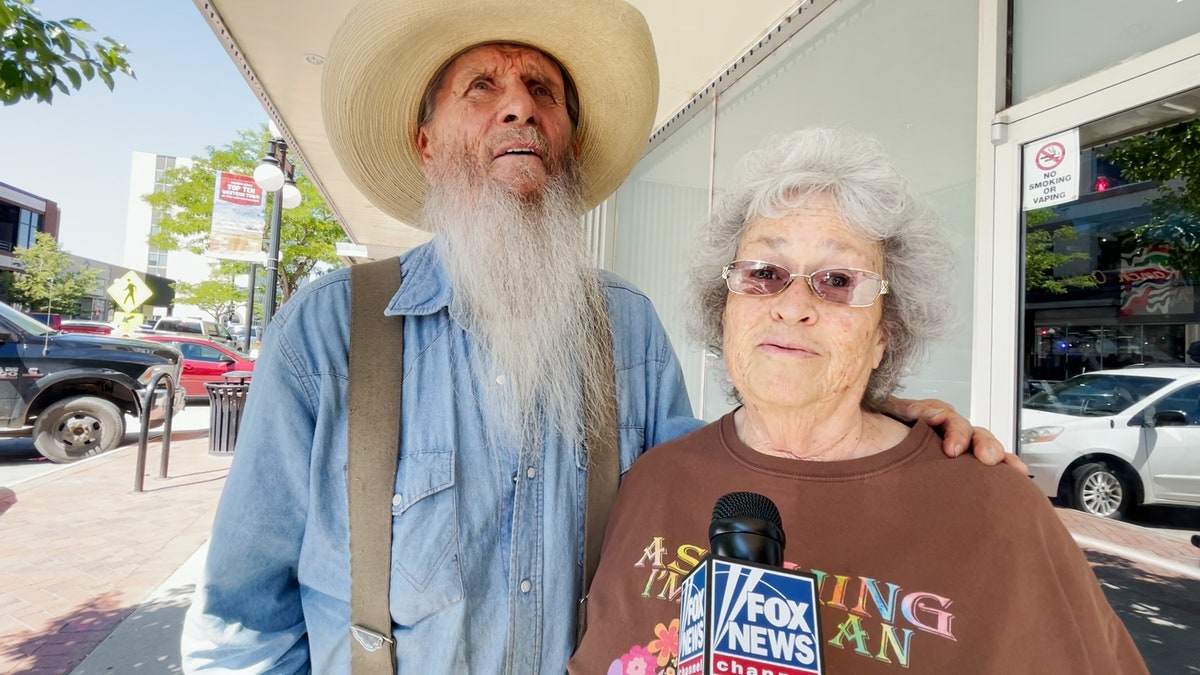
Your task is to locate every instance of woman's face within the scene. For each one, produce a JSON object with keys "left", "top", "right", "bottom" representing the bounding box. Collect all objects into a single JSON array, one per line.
[{"left": 722, "top": 193, "right": 888, "bottom": 412}]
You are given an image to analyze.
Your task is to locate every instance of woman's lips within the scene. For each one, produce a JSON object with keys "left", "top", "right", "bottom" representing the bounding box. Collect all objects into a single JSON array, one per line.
[{"left": 759, "top": 342, "right": 817, "bottom": 357}]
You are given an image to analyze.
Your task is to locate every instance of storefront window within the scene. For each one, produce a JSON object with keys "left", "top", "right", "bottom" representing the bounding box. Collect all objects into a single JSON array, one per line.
[
  {"left": 610, "top": 111, "right": 714, "bottom": 417},
  {"left": 1012, "top": 0, "right": 1200, "bottom": 102},
  {"left": 710, "top": 0, "right": 979, "bottom": 413}
]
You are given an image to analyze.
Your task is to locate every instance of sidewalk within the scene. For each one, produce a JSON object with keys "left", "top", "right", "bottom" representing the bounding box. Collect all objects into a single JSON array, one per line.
[
  {"left": 1057, "top": 507, "right": 1200, "bottom": 672},
  {"left": 1, "top": 423, "right": 1198, "bottom": 673},
  {"left": 0, "top": 423, "right": 230, "bottom": 674}
]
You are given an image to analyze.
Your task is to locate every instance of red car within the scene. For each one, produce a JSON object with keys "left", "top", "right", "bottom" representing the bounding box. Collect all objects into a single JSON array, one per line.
[{"left": 138, "top": 335, "right": 255, "bottom": 400}]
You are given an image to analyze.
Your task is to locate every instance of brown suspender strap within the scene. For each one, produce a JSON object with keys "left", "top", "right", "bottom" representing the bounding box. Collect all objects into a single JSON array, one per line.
[
  {"left": 577, "top": 286, "right": 620, "bottom": 646},
  {"left": 348, "top": 258, "right": 402, "bottom": 675}
]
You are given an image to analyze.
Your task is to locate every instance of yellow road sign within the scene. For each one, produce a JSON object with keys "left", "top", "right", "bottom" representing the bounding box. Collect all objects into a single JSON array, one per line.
[
  {"left": 107, "top": 272, "right": 153, "bottom": 312},
  {"left": 113, "top": 311, "right": 145, "bottom": 335}
]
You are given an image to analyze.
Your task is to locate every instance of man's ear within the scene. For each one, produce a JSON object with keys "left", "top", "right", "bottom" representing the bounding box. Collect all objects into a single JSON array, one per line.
[
  {"left": 417, "top": 127, "right": 434, "bottom": 169},
  {"left": 572, "top": 137, "right": 582, "bottom": 159}
]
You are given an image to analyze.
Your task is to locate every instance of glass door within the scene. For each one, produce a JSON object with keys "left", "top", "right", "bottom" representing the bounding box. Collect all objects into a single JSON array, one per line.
[{"left": 979, "top": 41, "right": 1200, "bottom": 452}]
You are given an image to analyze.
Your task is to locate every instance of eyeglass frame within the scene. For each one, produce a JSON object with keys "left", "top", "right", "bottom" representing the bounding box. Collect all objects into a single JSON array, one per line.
[{"left": 721, "top": 259, "right": 890, "bottom": 307}]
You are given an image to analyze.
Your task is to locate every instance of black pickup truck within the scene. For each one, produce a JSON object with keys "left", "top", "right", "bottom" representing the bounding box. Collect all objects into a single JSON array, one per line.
[{"left": 0, "top": 301, "right": 186, "bottom": 463}]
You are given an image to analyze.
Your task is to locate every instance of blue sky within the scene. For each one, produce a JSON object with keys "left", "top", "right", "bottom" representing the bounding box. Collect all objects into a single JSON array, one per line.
[{"left": 0, "top": 0, "right": 267, "bottom": 266}]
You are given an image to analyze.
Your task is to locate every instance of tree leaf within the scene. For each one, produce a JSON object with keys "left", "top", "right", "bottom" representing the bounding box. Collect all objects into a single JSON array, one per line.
[{"left": 61, "top": 64, "right": 79, "bottom": 89}]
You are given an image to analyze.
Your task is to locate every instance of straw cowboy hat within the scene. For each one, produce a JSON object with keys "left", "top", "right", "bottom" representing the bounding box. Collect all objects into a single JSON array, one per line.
[{"left": 322, "top": 0, "right": 660, "bottom": 226}]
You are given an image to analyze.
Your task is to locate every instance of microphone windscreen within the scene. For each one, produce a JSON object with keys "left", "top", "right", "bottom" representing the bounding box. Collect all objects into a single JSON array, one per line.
[{"left": 711, "top": 491, "right": 783, "bottom": 530}]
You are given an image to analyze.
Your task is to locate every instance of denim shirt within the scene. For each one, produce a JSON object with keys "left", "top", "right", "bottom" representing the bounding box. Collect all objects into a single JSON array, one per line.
[{"left": 181, "top": 241, "right": 701, "bottom": 673}]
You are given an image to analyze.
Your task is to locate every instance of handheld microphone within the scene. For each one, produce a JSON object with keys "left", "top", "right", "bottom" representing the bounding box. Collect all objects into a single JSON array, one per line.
[
  {"left": 708, "top": 491, "right": 786, "bottom": 566},
  {"left": 678, "top": 492, "right": 824, "bottom": 675}
]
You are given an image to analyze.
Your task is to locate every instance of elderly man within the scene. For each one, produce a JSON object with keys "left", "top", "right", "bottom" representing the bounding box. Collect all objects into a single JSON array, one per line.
[{"left": 181, "top": 0, "right": 1010, "bottom": 672}]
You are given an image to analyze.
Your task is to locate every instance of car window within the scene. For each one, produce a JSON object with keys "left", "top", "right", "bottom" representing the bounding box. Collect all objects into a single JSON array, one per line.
[
  {"left": 1024, "top": 373, "right": 1172, "bottom": 417},
  {"left": 0, "top": 303, "right": 56, "bottom": 336},
  {"left": 195, "top": 343, "right": 226, "bottom": 362},
  {"left": 178, "top": 342, "right": 202, "bottom": 360},
  {"left": 1145, "top": 383, "right": 1200, "bottom": 425}
]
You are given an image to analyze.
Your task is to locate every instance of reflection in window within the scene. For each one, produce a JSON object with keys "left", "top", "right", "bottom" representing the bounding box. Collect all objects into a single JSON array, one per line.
[{"left": 1023, "top": 117, "right": 1200, "bottom": 387}]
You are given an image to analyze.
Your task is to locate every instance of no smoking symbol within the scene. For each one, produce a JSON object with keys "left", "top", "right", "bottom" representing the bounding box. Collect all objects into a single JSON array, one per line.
[{"left": 1035, "top": 142, "right": 1065, "bottom": 171}]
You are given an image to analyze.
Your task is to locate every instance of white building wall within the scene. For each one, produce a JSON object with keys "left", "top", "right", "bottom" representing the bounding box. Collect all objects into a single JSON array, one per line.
[
  {"left": 122, "top": 152, "right": 158, "bottom": 272},
  {"left": 124, "top": 152, "right": 215, "bottom": 320}
]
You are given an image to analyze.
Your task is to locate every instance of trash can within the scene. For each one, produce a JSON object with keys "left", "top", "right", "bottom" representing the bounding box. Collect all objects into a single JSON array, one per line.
[{"left": 206, "top": 381, "right": 250, "bottom": 455}]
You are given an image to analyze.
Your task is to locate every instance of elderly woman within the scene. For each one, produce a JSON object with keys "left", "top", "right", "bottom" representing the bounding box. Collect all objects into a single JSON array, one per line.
[{"left": 568, "top": 129, "right": 1146, "bottom": 674}]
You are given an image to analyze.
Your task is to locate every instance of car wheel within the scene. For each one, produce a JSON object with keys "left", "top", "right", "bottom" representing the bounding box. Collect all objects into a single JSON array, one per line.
[
  {"left": 1071, "top": 462, "right": 1130, "bottom": 519},
  {"left": 32, "top": 396, "right": 126, "bottom": 464}
]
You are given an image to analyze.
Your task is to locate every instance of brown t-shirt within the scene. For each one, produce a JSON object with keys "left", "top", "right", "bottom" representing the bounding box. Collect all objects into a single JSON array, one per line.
[{"left": 568, "top": 414, "right": 1147, "bottom": 675}]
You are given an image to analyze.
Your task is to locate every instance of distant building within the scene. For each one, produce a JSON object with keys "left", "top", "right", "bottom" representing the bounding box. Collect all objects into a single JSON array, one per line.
[
  {"left": 124, "top": 152, "right": 217, "bottom": 320},
  {"left": 0, "top": 180, "right": 174, "bottom": 319},
  {"left": 0, "top": 181, "right": 60, "bottom": 273}
]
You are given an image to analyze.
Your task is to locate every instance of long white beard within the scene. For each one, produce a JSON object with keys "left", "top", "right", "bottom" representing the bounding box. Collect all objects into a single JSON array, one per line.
[{"left": 422, "top": 153, "right": 604, "bottom": 447}]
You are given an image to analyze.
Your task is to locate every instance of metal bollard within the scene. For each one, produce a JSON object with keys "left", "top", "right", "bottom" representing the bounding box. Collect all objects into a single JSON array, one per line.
[{"left": 134, "top": 372, "right": 177, "bottom": 493}]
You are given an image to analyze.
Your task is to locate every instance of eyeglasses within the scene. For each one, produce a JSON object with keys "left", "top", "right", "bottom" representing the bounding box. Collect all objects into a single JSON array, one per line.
[{"left": 722, "top": 260, "right": 889, "bottom": 307}]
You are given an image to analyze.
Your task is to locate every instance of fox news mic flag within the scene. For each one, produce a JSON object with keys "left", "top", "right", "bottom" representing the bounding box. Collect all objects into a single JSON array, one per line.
[{"left": 679, "top": 492, "right": 824, "bottom": 675}]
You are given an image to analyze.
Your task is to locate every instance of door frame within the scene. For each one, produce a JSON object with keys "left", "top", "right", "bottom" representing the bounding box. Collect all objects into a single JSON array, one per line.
[{"left": 972, "top": 5, "right": 1200, "bottom": 448}]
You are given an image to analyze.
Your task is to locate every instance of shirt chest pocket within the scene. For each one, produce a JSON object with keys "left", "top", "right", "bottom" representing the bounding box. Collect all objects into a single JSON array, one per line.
[{"left": 389, "top": 449, "right": 464, "bottom": 627}]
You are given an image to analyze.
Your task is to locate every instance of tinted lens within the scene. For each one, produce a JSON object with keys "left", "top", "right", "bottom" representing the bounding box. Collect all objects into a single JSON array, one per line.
[
  {"left": 811, "top": 269, "right": 878, "bottom": 305},
  {"left": 725, "top": 261, "right": 790, "bottom": 295},
  {"left": 725, "top": 262, "right": 886, "bottom": 305}
]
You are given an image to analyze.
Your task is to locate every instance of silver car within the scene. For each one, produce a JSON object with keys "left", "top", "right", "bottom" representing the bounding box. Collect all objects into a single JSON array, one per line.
[{"left": 1020, "top": 368, "right": 1200, "bottom": 519}]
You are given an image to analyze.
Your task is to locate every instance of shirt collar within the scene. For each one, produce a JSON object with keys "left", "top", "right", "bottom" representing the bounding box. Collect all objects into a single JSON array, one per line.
[{"left": 386, "top": 239, "right": 452, "bottom": 317}]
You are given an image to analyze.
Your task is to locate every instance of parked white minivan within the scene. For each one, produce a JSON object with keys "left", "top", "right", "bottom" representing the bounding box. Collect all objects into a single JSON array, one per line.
[{"left": 1020, "top": 367, "right": 1200, "bottom": 519}]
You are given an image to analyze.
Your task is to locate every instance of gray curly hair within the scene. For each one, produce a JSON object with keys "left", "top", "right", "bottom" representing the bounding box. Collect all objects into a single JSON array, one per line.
[{"left": 687, "top": 128, "right": 952, "bottom": 408}]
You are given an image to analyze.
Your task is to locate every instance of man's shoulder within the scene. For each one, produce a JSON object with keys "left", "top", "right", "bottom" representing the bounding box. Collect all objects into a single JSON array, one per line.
[
  {"left": 276, "top": 268, "right": 353, "bottom": 323},
  {"left": 599, "top": 269, "right": 652, "bottom": 305},
  {"left": 598, "top": 270, "right": 667, "bottom": 334},
  {"left": 630, "top": 418, "right": 720, "bottom": 471}
]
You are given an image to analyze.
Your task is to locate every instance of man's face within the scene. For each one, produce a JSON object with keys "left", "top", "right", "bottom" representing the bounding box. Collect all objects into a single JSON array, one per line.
[{"left": 418, "top": 44, "right": 577, "bottom": 197}]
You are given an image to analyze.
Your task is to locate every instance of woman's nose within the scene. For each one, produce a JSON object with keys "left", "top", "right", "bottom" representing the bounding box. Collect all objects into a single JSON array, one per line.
[{"left": 771, "top": 278, "right": 819, "bottom": 325}]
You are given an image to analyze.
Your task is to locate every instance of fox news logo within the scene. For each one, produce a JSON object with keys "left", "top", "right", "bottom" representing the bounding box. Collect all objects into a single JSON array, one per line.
[{"left": 679, "top": 558, "right": 822, "bottom": 675}]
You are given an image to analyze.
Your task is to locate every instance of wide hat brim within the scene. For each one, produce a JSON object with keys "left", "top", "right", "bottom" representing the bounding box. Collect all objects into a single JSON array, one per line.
[{"left": 322, "top": 0, "right": 660, "bottom": 227}]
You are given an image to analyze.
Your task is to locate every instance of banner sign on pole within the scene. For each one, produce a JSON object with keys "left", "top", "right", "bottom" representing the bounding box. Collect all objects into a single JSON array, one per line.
[
  {"left": 1022, "top": 129, "right": 1080, "bottom": 211},
  {"left": 208, "top": 171, "right": 267, "bottom": 261}
]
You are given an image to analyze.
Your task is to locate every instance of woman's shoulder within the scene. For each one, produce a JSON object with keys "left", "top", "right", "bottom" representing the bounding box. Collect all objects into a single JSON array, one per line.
[{"left": 910, "top": 428, "right": 1063, "bottom": 526}]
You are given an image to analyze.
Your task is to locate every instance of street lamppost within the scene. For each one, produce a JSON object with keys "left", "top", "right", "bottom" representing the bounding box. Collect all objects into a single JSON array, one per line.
[{"left": 252, "top": 137, "right": 302, "bottom": 331}]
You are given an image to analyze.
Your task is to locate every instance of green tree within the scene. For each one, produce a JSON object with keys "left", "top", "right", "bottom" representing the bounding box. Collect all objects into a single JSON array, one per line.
[
  {"left": 1024, "top": 208, "right": 1096, "bottom": 294},
  {"left": 173, "top": 260, "right": 247, "bottom": 323},
  {"left": 1103, "top": 119, "right": 1200, "bottom": 280},
  {"left": 143, "top": 126, "right": 345, "bottom": 305},
  {"left": 11, "top": 232, "right": 102, "bottom": 315},
  {"left": 0, "top": 0, "right": 134, "bottom": 105},
  {"left": 0, "top": 269, "right": 18, "bottom": 303}
]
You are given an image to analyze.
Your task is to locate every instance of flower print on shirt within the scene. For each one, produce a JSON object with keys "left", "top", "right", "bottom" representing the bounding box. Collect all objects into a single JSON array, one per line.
[
  {"left": 647, "top": 619, "right": 679, "bottom": 667},
  {"left": 607, "top": 621, "right": 680, "bottom": 675}
]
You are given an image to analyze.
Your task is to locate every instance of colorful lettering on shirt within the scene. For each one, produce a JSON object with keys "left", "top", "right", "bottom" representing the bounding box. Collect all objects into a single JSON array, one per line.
[{"left": 610, "top": 535, "right": 959, "bottom": 673}]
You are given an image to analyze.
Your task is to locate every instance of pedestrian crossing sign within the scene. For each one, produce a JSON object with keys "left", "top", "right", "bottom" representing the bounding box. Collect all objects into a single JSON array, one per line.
[{"left": 107, "top": 271, "right": 153, "bottom": 312}]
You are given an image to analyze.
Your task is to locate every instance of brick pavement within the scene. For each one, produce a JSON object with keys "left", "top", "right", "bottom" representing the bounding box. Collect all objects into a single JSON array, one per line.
[
  {"left": 1056, "top": 506, "right": 1200, "bottom": 575},
  {"left": 0, "top": 432, "right": 230, "bottom": 674}
]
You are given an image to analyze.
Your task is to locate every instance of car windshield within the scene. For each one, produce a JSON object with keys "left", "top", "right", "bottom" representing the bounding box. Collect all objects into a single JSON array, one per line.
[
  {"left": 1024, "top": 373, "right": 1172, "bottom": 417},
  {"left": 0, "top": 301, "right": 58, "bottom": 336}
]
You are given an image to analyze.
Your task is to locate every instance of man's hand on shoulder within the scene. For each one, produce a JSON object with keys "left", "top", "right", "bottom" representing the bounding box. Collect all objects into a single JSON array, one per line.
[{"left": 882, "top": 396, "right": 1029, "bottom": 475}]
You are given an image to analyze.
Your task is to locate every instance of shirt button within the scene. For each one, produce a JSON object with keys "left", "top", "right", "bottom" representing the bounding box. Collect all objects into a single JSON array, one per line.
[
  {"left": 496, "top": 375, "right": 506, "bottom": 385},
  {"left": 392, "top": 494, "right": 403, "bottom": 506},
  {"left": 526, "top": 467, "right": 536, "bottom": 479},
  {"left": 520, "top": 579, "right": 532, "bottom": 593}
]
